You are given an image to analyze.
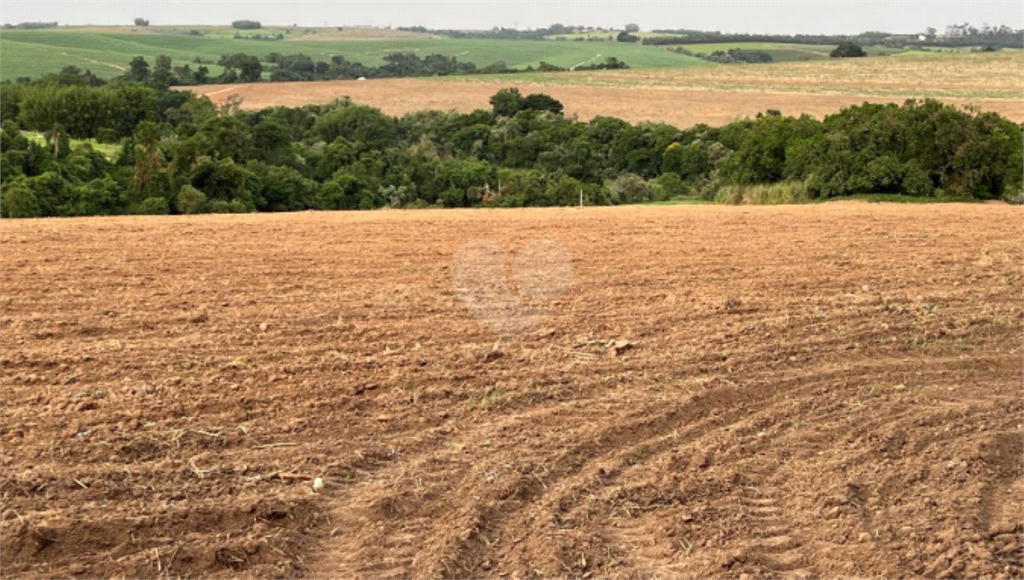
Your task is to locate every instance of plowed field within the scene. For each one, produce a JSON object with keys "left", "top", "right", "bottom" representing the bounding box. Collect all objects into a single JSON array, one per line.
[{"left": 1, "top": 203, "right": 1022, "bottom": 579}]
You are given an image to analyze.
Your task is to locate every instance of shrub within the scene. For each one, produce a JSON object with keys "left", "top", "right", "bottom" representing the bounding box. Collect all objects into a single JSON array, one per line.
[
  {"left": 176, "top": 185, "right": 207, "bottom": 214},
  {"left": 715, "top": 181, "right": 811, "bottom": 205},
  {"left": 605, "top": 173, "right": 651, "bottom": 204},
  {"left": 208, "top": 199, "right": 249, "bottom": 213},
  {"left": 135, "top": 196, "right": 169, "bottom": 215},
  {"left": 0, "top": 182, "right": 42, "bottom": 218},
  {"left": 831, "top": 42, "right": 866, "bottom": 58},
  {"left": 652, "top": 172, "right": 690, "bottom": 199}
]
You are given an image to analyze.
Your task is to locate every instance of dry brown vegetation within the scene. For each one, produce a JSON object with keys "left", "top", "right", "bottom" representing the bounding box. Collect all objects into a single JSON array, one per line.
[
  {"left": 2, "top": 203, "right": 1022, "bottom": 578},
  {"left": 185, "top": 51, "right": 1024, "bottom": 126}
]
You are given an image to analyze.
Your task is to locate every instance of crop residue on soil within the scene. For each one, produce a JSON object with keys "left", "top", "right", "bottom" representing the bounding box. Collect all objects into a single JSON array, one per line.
[{"left": 1, "top": 204, "right": 1022, "bottom": 579}]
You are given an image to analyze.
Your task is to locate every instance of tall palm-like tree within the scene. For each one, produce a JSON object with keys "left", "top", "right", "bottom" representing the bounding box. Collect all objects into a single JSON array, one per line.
[{"left": 43, "top": 123, "right": 67, "bottom": 157}]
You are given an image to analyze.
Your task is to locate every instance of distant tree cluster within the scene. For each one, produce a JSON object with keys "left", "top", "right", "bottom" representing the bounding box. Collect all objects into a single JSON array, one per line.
[
  {"left": 397, "top": 23, "right": 613, "bottom": 41},
  {"left": 234, "top": 32, "right": 284, "bottom": 40},
  {"left": 134, "top": 18, "right": 149, "bottom": 26},
  {"left": 646, "top": 23, "right": 1024, "bottom": 49},
  {"left": 2, "top": 21, "right": 58, "bottom": 29},
  {"left": 937, "top": 22, "right": 1023, "bottom": 46},
  {"left": 488, "top": 88, "right": 564, "bottom": 116},
  {"left": 644, "top": 31, "right": 861, "bottom": 46},
  {"left": 89, "top": 52, "right": 629, "bottom": 87},
  {"left": 231, "top": 20, "right": 261, "bottom": 30},
  {"left": 702, "top": 49, "right": 774, "bottom": 63},
  {"left": 1, "top": 73, "right": 1020, "bottom": 218},
  {"left": 830, "top": 42, "right": 867, "bottom": 58}
]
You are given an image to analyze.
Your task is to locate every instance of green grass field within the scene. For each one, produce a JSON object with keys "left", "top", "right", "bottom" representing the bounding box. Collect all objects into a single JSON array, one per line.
[
  {"left": 0, "top": 27, "right": 709, "bottom": 81},
  {"left": 22, "top": 131, "right": 121, "bottom": 158}
]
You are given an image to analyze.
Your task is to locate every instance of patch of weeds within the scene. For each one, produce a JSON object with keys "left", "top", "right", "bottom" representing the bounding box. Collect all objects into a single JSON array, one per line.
[
  {"left": 626, "top": 445, "right": 653, "bottom": 466},
  {"left": 225, "top": 357, "right": 249, "bottom": 369},
  {"left": 468, "top": 388, "right": 502, "bottom": 409},
  {"left": 484, "top": 388, "right": 501, "bottom": 407}
]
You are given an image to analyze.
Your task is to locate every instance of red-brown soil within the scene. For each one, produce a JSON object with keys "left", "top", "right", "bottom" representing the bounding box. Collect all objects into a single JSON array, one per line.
[{"left": 1, "top": 203, "right": 1022, "bottom": 579}]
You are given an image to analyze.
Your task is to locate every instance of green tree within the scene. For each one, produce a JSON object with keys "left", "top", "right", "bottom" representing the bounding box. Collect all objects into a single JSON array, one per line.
[
  {"left": 251, "top": 164, "right": 316, "bottom": 211},
  {"left": 313, "top": 105, "right": 396, "bottom": 150},
  {"left": 251, "top": 118, "right": 295, "bottom": 165},
  {"left": 151, "top": 55, "right": 173, "bottom": 88},
  {"left": 830, "top": 42, "right": 866, "bottom": 57},
  {"left": 490, "top": 88, "right": 524, "bottom": 118},
  {"left": 43, "top": 123, "right": 70, "bottom": 158},
  {"left": 0, "top": 180, "right": 42, "bottom": 218},
  {"left": 521, "top": 93, "right": 564, "bottom": 116},
  {"left": 176, "top": 185, "right": 207, "bottom": 214},
  {"left": 126, "top": 56, "right": 151, "bottom": 82},
  {"left": 187, "top": 158, "right": 254, "bottom": 208},
  {"left": 135, "top": 197, "right": 170, "bottom": 214},
  {"left": 605, "top": 172, "right": 650, "bottom": 204},
  {"left": 63, "top": 177, "right": 127, "bottom": 216},
  {"left": 220, "top": 53, "right": 263, "bottom": 82},
  {"left": 133, "top": 121, "right": 164, "bottom": 196}
]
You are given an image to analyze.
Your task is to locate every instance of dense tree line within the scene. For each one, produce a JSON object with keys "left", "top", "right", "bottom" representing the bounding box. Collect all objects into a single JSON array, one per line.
[
  {"left": 2, "top": 21, "right": 58, "bottom": 29},
  {"left": 6, "top": 52, "right": 631, "bottom": 89},
  {"left": 672, "top": 48, "right": 773, "bottom": 64},
  {"left": 645, "top": 32, "right": 867, "bottom": 46},
  {"left": 935, "top": 23, "right": 1024, "bottom": 47},
  {"left": 1, "top": 81, "right": 1021, "bottom": 218},
  {"left": 397, "top": 22, "right": 1022, "bottom": 47},
  {"left": 397, "top": 24, "right": 591, "bottom": 40},
  {"left": 648, "top": 24, "right": 1024, "bottom": 49}
]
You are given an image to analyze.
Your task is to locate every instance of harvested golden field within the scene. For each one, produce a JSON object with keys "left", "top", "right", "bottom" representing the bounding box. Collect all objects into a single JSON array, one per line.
[
  {"left": 185, "top": 51, "right": 1024, "bottom": 126},
  {"left": 1, "top": 203, "right": 1022, "bottom": 579}
]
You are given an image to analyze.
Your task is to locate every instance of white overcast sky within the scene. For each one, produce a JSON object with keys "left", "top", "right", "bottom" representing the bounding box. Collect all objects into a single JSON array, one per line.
[{"left": 2, "top": 1, "right": 1021, "bottom": 34}]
